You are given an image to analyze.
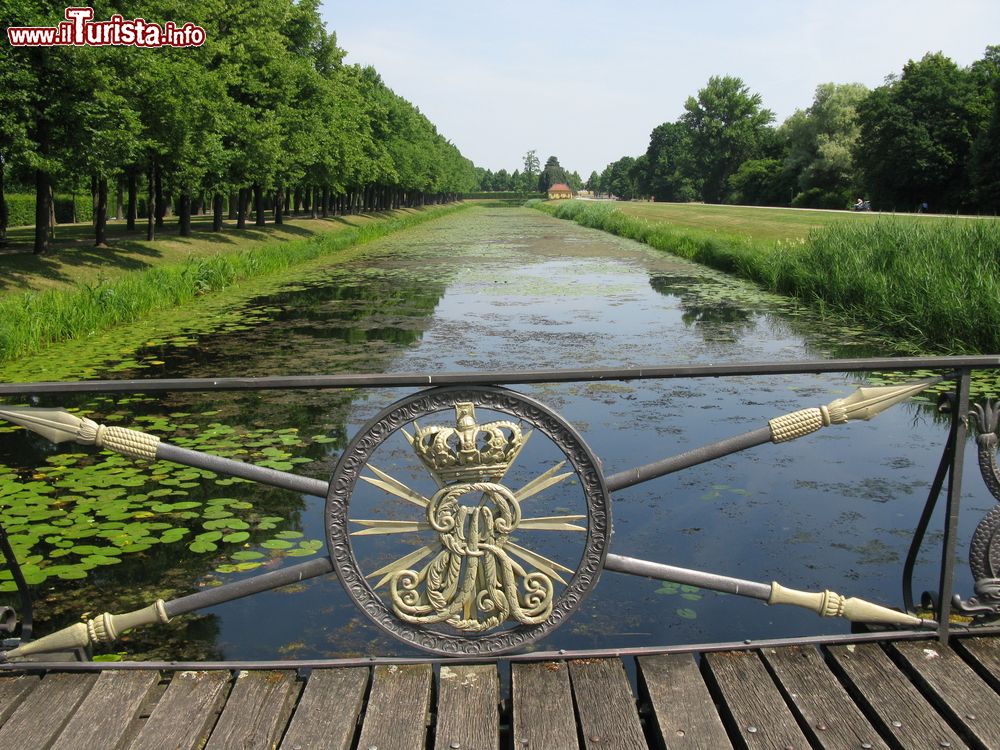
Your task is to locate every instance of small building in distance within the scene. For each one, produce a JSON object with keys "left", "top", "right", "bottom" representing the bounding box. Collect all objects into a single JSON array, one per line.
[{"left": 547, "top": 183, "right": 573, "bottom": 200}]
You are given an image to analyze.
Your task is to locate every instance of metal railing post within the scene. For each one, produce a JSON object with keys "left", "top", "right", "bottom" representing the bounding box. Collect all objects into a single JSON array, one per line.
[{"left": 937, "top": 369, "right": 972, "bottom": 644}]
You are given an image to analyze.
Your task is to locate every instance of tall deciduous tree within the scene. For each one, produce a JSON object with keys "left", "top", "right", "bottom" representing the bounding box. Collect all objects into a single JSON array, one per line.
[
  {"left": 680, "top": 76, "right": 774, "bottom": 203},
  {"left": 856, "top": 52, "right": 985, "bottom": 211},
  {"left": 782, "top": 82, "right": 868, "bottom": 208}
]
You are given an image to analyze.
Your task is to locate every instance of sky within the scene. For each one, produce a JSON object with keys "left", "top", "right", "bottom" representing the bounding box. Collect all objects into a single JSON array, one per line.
[{"left": 319, "top": 1, "right": 1000, "bottom": 178}]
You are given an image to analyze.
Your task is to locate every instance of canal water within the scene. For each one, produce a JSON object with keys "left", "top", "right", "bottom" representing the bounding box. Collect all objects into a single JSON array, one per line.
[{"left": 0, "top": 207, "right": 991, "bottom": 660}]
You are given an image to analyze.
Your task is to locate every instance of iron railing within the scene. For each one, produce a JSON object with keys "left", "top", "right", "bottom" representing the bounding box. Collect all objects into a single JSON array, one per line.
[{"left": 1, "top": 355, "right": 998, "bottom": 665}]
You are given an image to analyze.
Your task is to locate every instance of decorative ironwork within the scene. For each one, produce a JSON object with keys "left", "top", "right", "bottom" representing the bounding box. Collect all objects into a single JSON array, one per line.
[
  {"left": 326, "top": 386, "right": 609, "bottom": 655},
  {"left": 955, "top": 402, "right": 1000, "bottom": 619}
]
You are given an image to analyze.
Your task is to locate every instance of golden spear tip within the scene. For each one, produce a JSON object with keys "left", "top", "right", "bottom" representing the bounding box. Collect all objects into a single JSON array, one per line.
[
  {"left": 823, "top": 376, "right": 944, "bottom": 426},
  {"left": 0, "top": 406, "right": 89, "bottom": 444}
]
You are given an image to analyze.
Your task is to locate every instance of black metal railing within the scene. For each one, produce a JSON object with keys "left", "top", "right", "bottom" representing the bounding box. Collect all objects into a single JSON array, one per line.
[{"left": 1, "top": 354, "right": 998, "bottom": 664}]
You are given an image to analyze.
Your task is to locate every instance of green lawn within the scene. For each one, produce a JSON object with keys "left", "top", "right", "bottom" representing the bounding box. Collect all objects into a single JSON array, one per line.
[
  {"left": 599, "top": 201, "right": 995, "bottom": 242},
  {"left": 0, "top": 210, "right": 423, "bottom": 295}
]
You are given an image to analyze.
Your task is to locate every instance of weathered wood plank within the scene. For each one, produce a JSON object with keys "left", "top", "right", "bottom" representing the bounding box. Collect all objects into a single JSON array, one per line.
[
  {"left": 49, "top": 670, "right": 160, "bottom": 750},
  {"left": 0, "top": 672, "right": 97, "bottom": 747},
  {"left": 890, "top": 640, "right": 1000, "bottom": 749},
  {"left": 128, "top": 670, "right": 231, "bottom": 750},
  {"left": 355, "top": 664, "right": 432, "bottom": 750},
  {"left": 703, "top": 650, "right": 810, "bottom": 750},
  {"left": 761, "top": 645, "right": 888, "bottom": 750},
  {"left": 954, "top": 636, "right": 1000, "bottom": 691},
  {"left": 0, "top": 673, "right": 40, "bottom": 727},
  {"left": 279, "top": 668, "right": 368, "bottom": 750},
  {"left": 637, "top": 653, "right": 733, "bottom": 750},
  {"left": 205, "top": 670, "right": 300, "bottom": 750},
  {"left": 569, "top": 658, "right": 646, "bottom": 750},
  {"left": 435, "top": 664, "right": 499, "bottom": 750},
  {"left": 827, "top": 643, "right": 968, "bottom": 749},
  {"left": 511, "top": 661, "right": 579, "bottom": 750}
]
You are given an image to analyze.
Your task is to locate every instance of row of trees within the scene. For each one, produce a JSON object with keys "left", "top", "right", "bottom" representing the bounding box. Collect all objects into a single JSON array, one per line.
[
  {"left": 592, "top": 47, "right": 1000, "bottom": 213},
  {"left": 0, "top": 0, "right": 478, "bottom": 253},
  {"left": 474, "top": 150, "right": 584, "bottom": 193}
]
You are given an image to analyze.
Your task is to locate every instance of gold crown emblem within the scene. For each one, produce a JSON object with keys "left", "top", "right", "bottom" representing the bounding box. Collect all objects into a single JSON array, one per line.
[{"left": 409, "top": 403, "right": 526, "bottom": 484}]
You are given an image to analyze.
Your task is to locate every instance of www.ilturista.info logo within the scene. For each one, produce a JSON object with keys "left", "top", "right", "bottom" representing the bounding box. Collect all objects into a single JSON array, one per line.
[{"left": 7, "top": 7, "right": 206, "bottom": 47}]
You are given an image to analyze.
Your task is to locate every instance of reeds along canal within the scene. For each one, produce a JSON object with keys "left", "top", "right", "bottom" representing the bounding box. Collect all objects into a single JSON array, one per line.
[{"left": 0, "top": 206, "right": 996, "bottom": 660}]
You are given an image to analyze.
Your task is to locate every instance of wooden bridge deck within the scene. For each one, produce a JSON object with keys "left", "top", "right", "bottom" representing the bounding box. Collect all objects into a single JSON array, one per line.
[{"left": 4, "top": 635, "right": 1000, "bottom": 749}]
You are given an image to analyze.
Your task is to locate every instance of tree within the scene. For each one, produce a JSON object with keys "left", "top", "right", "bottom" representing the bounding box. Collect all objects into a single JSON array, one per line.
[
  {"left": 585, "top": 171, "right": 600, "bottom": 193},
  {"left": 856, "top": 52, "right": 985, "bottom": 211},
  {"left": 522, "top": 150, "right": 539, "bottom": 182},
  {"left": 680, "top": 76, "right": 774, "bottom": 203},
  {"left": 643, "top": 121, "right": 696, "bottom": 202},
  {"left": 538, "top": 155, "right": 570, "bottom": 192},
  {"left": 781, "top": 83, "right": 868, "bottom": 207}
]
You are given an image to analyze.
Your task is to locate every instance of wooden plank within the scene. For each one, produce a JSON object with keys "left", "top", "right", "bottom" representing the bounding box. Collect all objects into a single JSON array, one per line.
[
  {"left": 48, "top": 670, "right": 159, "bottom": 750},
  {"left": 355, "top": 664, "right": 432, "bottom": 750},
  {"left": 637, "top": 653, "right": 733, "bottom": 750},
  {"left": 435, "top": 664, "right": 499, "bottom": 750},
  {"left": 511, "top": 661, "right": 579, "bottom": 750},
  {"left": 954, "top": 636, "right": 1000, "bottom": 691},
  {"left": 890, "top": 640, "right": 1000, "bottom": 749},
  {"left": 0, "top": 673, "right": 40, "bottom": 727},
  {"left": 205, "top": 670, "right": 300, "bottom": 750},
  {"left": 279, "top": 668, "right": 368, "bottom": 750},
  {"left": 569, "top": 658, "right": 646, "bottom": 750},
  {"left": 0, "top": 672, "right": 97, "bottom": 747},
  {"left": 703, "top": 650, "right": 810, "bottom": 750},
  {"left": 761, "top": 645, "right": 888, "bottom": 750},
  {"left": 128, "top": 670, "right": 231, "bottom": 750},
  {"left": 827, "top": 643, "right": 968, "bottom": 749}
]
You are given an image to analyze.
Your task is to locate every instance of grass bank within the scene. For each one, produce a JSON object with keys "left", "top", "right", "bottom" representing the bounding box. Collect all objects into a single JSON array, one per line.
[
  {"left": 0, "top": 204, "right": 467, "bottom": 365},
  {"left": 532, "top": 200, "right": 1000, "bottom": 353}
]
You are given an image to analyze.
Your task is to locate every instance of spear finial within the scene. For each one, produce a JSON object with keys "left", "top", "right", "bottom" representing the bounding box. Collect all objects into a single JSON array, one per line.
[
  {"left": 0, "top": 406, "right": 160, "bottom": 460},
  {"left": 769, "top": 376, "right": 942, "bottom": 443}
]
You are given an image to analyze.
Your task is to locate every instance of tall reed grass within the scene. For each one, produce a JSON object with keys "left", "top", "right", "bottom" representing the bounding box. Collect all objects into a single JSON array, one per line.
[
  {"left": 0, "top": 205, "right": 466, "bottom": 364},
  {"left": 536, "top": 201, "right": 1000, "bottom": 353}
]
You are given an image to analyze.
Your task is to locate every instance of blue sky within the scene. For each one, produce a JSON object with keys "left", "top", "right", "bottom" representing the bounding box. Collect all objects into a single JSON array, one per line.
[{"left": 319, "top": 1, "right": 1000, "bottom": 177}]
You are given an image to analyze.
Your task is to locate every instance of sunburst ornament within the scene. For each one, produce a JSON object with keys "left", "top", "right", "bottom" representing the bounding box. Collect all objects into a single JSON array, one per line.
[{"left": 326, "top": 386, "right": 610, "bottom": 655}]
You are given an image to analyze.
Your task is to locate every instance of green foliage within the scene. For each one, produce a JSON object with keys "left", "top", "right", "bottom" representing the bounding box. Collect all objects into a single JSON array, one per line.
[
  {"left": 538, "top": 155, "right": 570, "bottom": 192},
  {"left": 4, "top": 193, "right": 93, "bottom": 226},
  {"left": 533, "top": 201, "right": 1000, "bottom": 353},
  {"left": 0, "top": 0, "right": 477, "bottom": 248},
  {"left": 726, "top": 159, "right": 790, "bottom": 206},
  {"left": 856, "top": 53, "right": 987, "bottom": 212},
  {"left": 680, "top": 76, "right": 775, "bottom": 203}
]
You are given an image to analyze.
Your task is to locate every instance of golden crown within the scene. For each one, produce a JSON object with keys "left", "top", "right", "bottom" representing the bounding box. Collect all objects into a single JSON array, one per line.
[{"left": 408, "top": 403, "right": 526, "bottom": 484}]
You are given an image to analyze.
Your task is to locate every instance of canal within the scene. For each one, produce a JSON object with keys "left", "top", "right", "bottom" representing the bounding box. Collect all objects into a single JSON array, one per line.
[{"left": 0, "top": 207, "right": 989, "bottom": 660}]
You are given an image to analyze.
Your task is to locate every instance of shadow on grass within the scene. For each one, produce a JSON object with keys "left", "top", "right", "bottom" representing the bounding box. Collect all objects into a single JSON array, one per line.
[{"left": 0, "top": 211, "right": 388, "bottom": 292}]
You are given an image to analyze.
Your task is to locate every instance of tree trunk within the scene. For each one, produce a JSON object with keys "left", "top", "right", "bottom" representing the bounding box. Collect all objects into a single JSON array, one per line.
[
  {"left": 284, "top": 188, "right": 291, "bottom": 219},
  {"left": 253, "top": 183, "right": 265, "bottom": 226},
  {"left": 0, "top": 157, "right": 7, "bottom": 246},
  {"left": 94, "top": 176, "right": 108, "bottom": 246},
  {"left": 154, "top": 167, "right": 165, "bottom": 228},
  {"left": 90, "top": 174, "right": 97, "bottom": 227},
  {"left": 212, "top": 193, "right": 224, "bottom": 231},
  {"left": 126, "top": 168, "right": 137, "bottom": 230},
  {"left": 228, "top": 191, "right": 237, "bottom": 220},
  {"left": 146, "top": 162, "right": 156, "bottom": 241},
  {"left": 115, "top": 173, "right": 124, "bottom": 220},
  {"left": 237, "top": 187, "right": 247, "bottom": 229},
  {"left": 178, "top": 192, "right": 191, "bottom": 236},
  {"left": 33, "top": 168, "right": 50, "bottom": 254},
  {"left": 274, "top": 187, "right": 283, "bottom": 225},
  {"left": 293, "top": 186, "right": 301, "bottom": 215}
]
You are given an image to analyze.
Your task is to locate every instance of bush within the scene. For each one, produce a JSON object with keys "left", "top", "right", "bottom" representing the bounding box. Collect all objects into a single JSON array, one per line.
[{"left": 4, "top": 193, "right": 94, "bottom": 226}]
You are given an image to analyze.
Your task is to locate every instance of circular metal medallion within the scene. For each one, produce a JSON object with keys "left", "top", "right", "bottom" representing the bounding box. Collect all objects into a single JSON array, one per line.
[{"left": 326, "top": 385, "right": 610, "bottom": 655}]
